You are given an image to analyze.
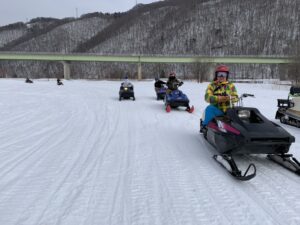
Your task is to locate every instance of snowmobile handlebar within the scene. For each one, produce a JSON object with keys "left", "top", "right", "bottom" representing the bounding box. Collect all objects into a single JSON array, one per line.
[
  {"left": 241, "top": 93, "right": 255, "bottom": 98},
  {"left": 234, "top": 93, "right": 254, "bottom": 107},
  {"left": 173, "top": 81, "right": 183, "bottom": 87}
]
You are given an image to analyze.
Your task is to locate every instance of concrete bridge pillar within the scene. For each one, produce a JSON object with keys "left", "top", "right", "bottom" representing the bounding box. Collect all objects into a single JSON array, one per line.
[
  {"left": 208, "top": 64, "right": 216, "bottom": 81},
  {"left": 62, "top": 61, "right": 71, "bottom": 80},
  {"left": 137, "top": 62, "right": 142, "bottom": 80}
]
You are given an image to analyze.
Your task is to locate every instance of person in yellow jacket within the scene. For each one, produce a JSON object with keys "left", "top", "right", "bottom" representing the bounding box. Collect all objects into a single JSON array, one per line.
[{"left": 201, "top": 65, "right": 238, "bottom": 129}]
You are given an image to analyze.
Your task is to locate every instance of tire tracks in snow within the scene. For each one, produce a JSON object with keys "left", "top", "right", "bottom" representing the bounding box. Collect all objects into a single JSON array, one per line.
[
  {"left": 33, "top": 89, "right": 122, "bottom": 225},
  {"left": 239, "top": 155, "right": 300, "bottom": 224},
  {"left": 138, "top": 110, "right": 226, "bottom": 225}
]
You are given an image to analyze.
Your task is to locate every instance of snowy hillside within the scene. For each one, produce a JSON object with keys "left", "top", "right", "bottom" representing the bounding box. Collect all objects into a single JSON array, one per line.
[
  {"left": 0, "top": 79, "right": 299, "bottom": 225},
  {"left": 1, "top": 0, "right": 299, "bottom": 79}
]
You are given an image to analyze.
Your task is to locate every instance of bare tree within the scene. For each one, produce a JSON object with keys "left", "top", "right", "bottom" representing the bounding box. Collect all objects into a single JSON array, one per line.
[
  {"left": 279, "top": 43, "right": 300, "bottom": 85},
  {"left": 285, "top": 58, "right": 300, "bottom": 85},
  {"left": 192, "top": 61, "right": 213, "bottom": 83}
]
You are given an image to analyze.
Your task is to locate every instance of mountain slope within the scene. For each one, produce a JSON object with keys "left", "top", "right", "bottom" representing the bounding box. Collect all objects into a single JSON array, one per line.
[{"left": 0, "top": 0, "right": 299, "bottom": 79}]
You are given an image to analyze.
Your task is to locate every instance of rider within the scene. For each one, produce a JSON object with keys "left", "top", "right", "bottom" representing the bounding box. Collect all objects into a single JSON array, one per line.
[
  {"left": 166, "top": 72, "right": 183, "bottom": 94},
  {"left": 201, "top": 65, "right": 238, "bottom": 131},
  {"left": 121, "top": 76, "right": 133, "bottom": 89},
  {"left": 154, "top": 77, "right": 166, "bottom": 89}
]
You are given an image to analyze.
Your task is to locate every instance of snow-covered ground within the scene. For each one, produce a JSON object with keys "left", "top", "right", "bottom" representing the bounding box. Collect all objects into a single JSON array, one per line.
[{"left": 0, "top": 79, "right": 299, "bottom": 225}]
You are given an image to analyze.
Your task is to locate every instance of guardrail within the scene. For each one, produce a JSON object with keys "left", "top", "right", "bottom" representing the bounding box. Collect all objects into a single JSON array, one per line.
[
  {"left": 0, "top": 52, "right": 295, "bottom": 80},
  {"left": 0, "top": 52, "right": 294, "bottom": 64}
]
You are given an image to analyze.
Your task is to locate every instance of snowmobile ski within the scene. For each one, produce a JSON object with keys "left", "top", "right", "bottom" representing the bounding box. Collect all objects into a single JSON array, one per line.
[
  {"left": 267, "top": 154, "right": 300, "bottom": 175},
  {"left": 166, "top": 105, "right": 171, "bottom": 113},
  {"left": 186, "top": 105, "right": 195, "bottom": 113},
  {"left": 213, "top": 154, "right": 256, "bottom": 181}
]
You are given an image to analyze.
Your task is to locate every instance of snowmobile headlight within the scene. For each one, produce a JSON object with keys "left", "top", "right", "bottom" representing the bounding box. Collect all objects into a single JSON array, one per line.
[
  {"left": 124, "top": 87, "right": 128, "bottom": 91},
  {"left": 238, "top": 110, "right": 251, "bottom": 119}
]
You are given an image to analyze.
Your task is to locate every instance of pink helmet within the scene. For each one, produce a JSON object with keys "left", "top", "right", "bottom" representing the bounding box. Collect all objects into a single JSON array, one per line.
[
  {"left": 215, "top": 65, "right": 229, "bottom": 80},
  {"left": 215, "top": 65, "right": 229, "bottom": 73}
]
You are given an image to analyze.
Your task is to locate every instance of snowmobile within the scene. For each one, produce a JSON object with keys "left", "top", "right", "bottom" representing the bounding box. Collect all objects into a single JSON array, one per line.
[
  {"left": 57, "top": 78, "right": 63, "bottom": 85},
  {"left": 119, "top": 81, "right": 135, "bottom": 101},
  {"left": 200, "top": 93, "right": 298, "bottom": 181},
  {"left": 25, "top": 78, "right": 33, "bottom": 83},
  {"left": 155, "top": 85, "right": 167, "bottom": 100},
  {"left": 276, "top": 86, "right": 300, "bottom": 127},
  {"left": 164, "top": 82, "right": 194, "bottom": 113}
]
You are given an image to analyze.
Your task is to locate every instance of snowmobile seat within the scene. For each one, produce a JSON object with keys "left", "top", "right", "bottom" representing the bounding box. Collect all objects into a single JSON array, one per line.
[
  {"left": 286, "top": 108, "right": 300, "bottom": 118},
  {"left": 289, "top": 97, "right": 300, "bottom": 112}
]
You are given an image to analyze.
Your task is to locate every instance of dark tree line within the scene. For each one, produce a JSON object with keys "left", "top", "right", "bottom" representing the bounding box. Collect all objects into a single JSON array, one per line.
[{"left": 279, "top": 43, "right": 300, "bottom": 85}]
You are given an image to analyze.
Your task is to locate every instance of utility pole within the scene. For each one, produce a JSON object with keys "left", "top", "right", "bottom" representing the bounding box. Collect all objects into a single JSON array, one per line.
[{"left": 75, "top": 7, "right": 78, "bottom": 18}]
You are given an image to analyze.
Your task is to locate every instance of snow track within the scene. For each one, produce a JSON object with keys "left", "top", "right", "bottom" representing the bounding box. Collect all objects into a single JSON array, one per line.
[{"left": 0, "top": 79, "right": 299, "bottom": 225}]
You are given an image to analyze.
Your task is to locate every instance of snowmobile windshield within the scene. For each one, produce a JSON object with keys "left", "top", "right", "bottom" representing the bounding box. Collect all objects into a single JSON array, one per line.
[
  {"left": 238, "top": 110, "right": 251, "bottom": 119},
  {"left": 123, "top": 83, "right": 132, "bottom": 88},
  {"left": 237, "top": 109, "right": 264, "bottom": 124}
]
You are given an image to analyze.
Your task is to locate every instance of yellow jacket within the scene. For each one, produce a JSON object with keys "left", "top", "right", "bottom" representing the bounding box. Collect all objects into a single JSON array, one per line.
[{"left": 205, "top": 81, "right": 238, "bottom": 112}]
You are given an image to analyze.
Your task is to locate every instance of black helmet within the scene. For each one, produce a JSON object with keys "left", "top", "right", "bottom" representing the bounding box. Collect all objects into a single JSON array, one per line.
[{"left": 169, "top": 72, "right": 176, "bottom": 79}]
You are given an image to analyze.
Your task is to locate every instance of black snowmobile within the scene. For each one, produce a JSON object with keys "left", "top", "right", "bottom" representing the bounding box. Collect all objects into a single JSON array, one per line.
[
  {"left": 154, "top": 79, "right": 167, "bottom": 100},
  {"left": 276, "top": 86, "right": 300, "bottom": 127},
  {"left": 200, "top": 94, "right": 298, "bottom": 181},
  {"left": 119, "top": 81, "right": 135, "bottom": 101},
  {"left": 57, "top": 78, "right": 64, "bottom": 85},
  {"left": 25, "top": 77, "right": 33, "bottom": 83}
]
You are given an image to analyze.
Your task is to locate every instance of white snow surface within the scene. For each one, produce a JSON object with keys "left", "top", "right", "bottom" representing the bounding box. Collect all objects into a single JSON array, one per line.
[{"left": 0, "top": 79, "right": 300, "bottom": 225}]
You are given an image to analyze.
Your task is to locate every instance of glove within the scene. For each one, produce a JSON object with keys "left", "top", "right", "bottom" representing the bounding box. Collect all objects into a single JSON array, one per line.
[{"left": 218, "top": 96, "right": 230, "bottom": 103}]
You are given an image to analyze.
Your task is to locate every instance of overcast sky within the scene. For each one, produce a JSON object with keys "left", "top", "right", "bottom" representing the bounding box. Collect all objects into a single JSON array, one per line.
[{"left": 0, "top": 0, "right": 160, "bottom": 26}]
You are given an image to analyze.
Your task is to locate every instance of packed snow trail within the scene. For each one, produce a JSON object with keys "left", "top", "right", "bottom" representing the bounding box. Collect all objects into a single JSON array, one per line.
[{"left": 0, "top": 79, "right": 299, "bottom": 225}]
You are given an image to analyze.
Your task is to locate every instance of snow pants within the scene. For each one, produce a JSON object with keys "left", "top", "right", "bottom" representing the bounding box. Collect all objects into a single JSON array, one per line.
[{"left": 202, "top": 105, "right": 224, "bottom": 126}]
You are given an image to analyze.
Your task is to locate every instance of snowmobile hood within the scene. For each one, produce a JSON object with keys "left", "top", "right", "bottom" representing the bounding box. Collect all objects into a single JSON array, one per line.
[{"left": 227, "top": 107, "right": 295, "bottom": 141}]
